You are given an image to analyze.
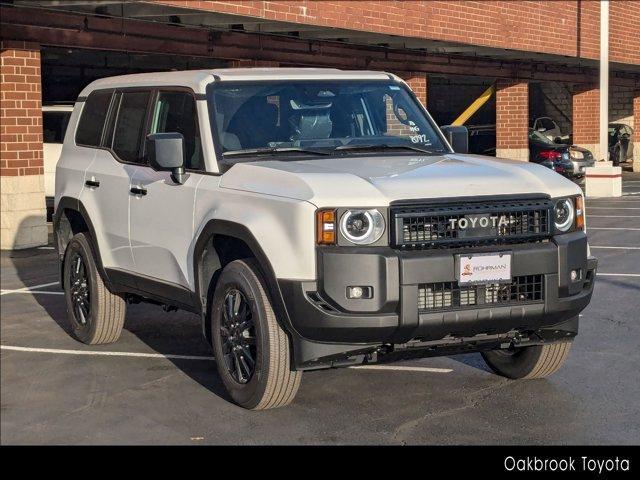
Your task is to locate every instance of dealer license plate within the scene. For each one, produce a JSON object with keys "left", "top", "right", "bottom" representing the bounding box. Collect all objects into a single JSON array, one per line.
[{"left": 457, "top": 252, "right": 512, "bottom": 285}]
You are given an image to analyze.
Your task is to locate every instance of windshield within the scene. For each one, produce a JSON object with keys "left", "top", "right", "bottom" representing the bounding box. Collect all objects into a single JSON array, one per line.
[{"left": 207, "top": 80, "right": 449, "bottom": 159}]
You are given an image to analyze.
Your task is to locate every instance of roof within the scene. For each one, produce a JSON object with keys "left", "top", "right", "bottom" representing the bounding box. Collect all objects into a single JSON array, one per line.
[{"left": 79, "top": 68, "right": 397, "bottom": 97}]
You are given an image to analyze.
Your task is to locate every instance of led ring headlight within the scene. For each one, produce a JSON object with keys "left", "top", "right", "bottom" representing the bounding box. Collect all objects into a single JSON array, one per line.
[
  {"left": 554, "top": 198, "right": 575, "bottom": 232},
  {"left": 340, "top": 209, "right": 385, "bottom": 245}
]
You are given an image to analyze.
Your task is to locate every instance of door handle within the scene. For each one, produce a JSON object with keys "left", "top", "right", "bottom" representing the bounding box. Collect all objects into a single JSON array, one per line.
[
  {"left": 130, "top": 186, "right": 147, "bottom": 196},
  {"left": 85, "top": 180, "right": 100, "bottom": 188}
]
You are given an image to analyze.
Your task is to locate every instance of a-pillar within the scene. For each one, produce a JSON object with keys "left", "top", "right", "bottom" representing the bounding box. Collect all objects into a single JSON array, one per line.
[{"left": 1, "top": 40, "right": 47, "bottom": 249}]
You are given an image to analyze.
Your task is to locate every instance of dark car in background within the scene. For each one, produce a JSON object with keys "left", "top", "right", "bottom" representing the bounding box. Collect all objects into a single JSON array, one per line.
[
  {"left": 528, "top": 129, "right": 594, "bottom": 178},
  {"left": 467, "top": 124, "right": 594, "bottom": 179},
  {"left": 609, "top": 123, "right": 634, "bottom": 166}
]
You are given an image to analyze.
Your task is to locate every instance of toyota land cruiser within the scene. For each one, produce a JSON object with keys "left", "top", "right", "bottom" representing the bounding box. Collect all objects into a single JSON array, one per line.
[{"left": 54, "top": 68, "right": 597, "bottom": 409}]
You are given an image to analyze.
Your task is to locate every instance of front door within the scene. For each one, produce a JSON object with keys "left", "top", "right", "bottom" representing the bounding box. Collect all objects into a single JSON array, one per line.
[{"left": 129, "top": 90, "right": 204, "bottom": 290}]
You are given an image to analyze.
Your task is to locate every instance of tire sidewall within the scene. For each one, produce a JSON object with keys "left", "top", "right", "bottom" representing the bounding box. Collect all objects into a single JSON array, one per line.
[
  {"left": 210, "top": 261, "right": 271, "bottom": 409},
  {"left": 63, "top": 234, "right": 101, "bottom": 343}
]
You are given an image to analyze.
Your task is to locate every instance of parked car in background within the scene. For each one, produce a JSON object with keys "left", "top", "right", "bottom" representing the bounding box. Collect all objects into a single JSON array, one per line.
[
  {"left": 609, "top": 123, "right": 634, "bottom": 166},
  {"left": 529, "top": 129, "right": 594, "bottom": 179},
  {"left": 533, "top": 116, "right": 561, "bottom": 140},
  {"left": 467, "top": 124, "right": 593, "bottom": 180},
  {"left": 43, "top": 104, "right": 73, "bottom": 221}
]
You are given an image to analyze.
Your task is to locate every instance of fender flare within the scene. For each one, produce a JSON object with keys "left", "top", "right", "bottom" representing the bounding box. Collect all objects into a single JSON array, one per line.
[
  {"left": 53, "top": 196, "right": 112, "bottom": 290},
  {"left": 193, "top": 219, "right": 296, "bottom": 341}
]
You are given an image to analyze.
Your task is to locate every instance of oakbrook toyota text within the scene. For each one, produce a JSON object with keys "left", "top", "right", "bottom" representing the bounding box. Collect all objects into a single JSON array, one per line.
[
  {"left": 53, "top": 68, "right": 596, "bottom": 409},
  {"left": 504, "top": 456, "right": 630, "bottom": 474}
]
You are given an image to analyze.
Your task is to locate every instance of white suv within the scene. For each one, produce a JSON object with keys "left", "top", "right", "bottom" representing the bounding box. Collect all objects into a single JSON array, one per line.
[{"left": 54, "top": 68, "right": 596, "bottom": 409}]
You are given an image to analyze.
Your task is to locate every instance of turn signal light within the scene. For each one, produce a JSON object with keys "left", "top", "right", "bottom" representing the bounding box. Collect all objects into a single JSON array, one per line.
[
  {"left": 575, "top": 196, "right": 585, "bottom": 230},
  {"left": 316, "top": 209, "right": 337, "bottom": 245}
]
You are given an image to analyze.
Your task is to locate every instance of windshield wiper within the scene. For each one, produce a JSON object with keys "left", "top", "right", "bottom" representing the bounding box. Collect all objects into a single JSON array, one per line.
[
  {"left": 334, "top": 143, "right": 438, "bottom": 154},
  {"left": 223, "top": 146, "right": 332, "bottom": 157}
]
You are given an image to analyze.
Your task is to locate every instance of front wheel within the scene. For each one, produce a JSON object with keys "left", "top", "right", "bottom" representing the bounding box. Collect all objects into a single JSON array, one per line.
[
  {"left": 481, "top": 341, "right": 572, "bottom": 379},
  {"left": 63, "top": 233, "right": 126, "bottom": 344},
  {"left": 210, "top": 259, "right": 301, "bottom": 410}
]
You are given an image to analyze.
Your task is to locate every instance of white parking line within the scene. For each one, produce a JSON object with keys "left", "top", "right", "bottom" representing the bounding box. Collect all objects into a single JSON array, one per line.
[
  {"left": 348, "top": 365, "right": 452, "bottom": 373},
  {"left": 597, "top": 273, "right": 640, "bottom": 277},
  {"left": 0, "top": 290, "right": 64, "bottom": 296},
  {"left": 587, "top": 227, "right": 640, "bottom": 231},
  {"left": 588, "top": 215, "right": 640, "bottom": 218},
  {"left": 587, "top": 207, "right": 640, "bottom": 210},
  {"left": 0, "top": 345, "right": 215, "bottom": 361},
  {"left": 590, "top": 246, "right": 640, "bottom": 250},
  {"left": 0, "top": 281, "right": 60, "bottom": 296},
  {"left": 0, "top": 345, "right": 453, "bottom": 373}
]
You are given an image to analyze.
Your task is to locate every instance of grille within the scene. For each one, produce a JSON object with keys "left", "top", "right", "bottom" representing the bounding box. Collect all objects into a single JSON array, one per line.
[
  {"left": 418, "top": 275, "right": 544, "bottom": 312},
  {"left": 392, "top": 198, "right": 552, "bottom": 249}
]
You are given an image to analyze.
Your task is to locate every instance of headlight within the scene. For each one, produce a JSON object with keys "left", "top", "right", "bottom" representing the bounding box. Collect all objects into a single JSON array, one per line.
[
  {"left": 554, "top": 198, "right": 575, "bottom": 232},
  {"left": 340, "top": 209, "right": 385, "bottom": 245}
]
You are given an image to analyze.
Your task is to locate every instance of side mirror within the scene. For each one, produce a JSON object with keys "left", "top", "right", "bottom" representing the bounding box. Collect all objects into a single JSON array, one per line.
[
  {"left": 146, "top": 132, "right": 188, "bottom": 184},
  {"left": 441, "top": 125, "right": 469, "bottom": 154}
]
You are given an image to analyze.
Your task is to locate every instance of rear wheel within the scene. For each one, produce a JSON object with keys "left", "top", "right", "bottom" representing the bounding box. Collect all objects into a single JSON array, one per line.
[
  {"left": 63, "top": 233, "right": 126, "bottom": 344},
  {"left": 481, "top": 341, "right": 572, "bottom": 379},
  {"left": 210, "top": 259, "right": 301, "bottom": 410}
]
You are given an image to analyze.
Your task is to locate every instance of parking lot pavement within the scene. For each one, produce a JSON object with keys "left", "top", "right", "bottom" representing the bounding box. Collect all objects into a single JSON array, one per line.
[{"left": 2, "top": 181, "right": 640, "bottom": 445}]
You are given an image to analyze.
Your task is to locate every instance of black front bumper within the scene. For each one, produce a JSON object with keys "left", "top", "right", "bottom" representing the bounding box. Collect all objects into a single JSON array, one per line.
[{"left": 280, "top": 232, "right": 597, "bottom": 368}]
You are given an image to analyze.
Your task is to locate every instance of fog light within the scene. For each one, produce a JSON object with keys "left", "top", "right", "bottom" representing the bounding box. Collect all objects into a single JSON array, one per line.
[
  {"left": 346, "top": 286, "right": 373, "bottom": 299},
  {"left": 570, "top": 269, "right": 581, "bottom": 281}
]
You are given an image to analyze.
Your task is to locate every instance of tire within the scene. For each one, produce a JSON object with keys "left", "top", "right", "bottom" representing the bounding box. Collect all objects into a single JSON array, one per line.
[
  {"left": 63, "top": 233, "right": 126, "bottom": 345},
  {"left": 210, "top": 259, "right": 301, "bottom": 410},
  {"left": 481, "top": 341, "right": 572, "bottom": 379}
]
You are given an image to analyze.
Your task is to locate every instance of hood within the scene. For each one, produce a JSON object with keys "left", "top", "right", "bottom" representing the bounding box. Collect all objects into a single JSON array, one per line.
[{"left": 219, "top": 153, "right": 582, "bottom": 207}]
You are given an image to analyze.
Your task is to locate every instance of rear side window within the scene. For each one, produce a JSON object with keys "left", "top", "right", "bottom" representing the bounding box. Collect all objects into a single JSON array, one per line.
[
  {"left": 110, "top": 91, "right": 150, "bottom": 164},
  {"left": 75, "top": 91, "right": 112, "bottom": 147},
  {"left": 44, "top": 111, "right": 71, "bottom": 144}
]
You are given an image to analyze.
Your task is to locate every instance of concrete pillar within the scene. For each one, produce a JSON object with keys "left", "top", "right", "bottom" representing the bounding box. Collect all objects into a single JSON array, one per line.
[
  {"left": 0, "top": 41, "right": 47, "bottom": 250},
  {"left": 495, "top": 80, "right": 529, "bottom": 161},
  {"left": 634, "top": 90, "right": 640, "bottom": 172},
  {"left": 572, "top": 84, "right": 603, "bottom": 161},
  {"left": 397, "top": 71, "right": 428, "bottom": 108}
]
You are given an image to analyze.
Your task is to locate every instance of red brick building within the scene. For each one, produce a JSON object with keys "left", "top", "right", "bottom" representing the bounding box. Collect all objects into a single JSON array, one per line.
[{"left": 1, "top": 0, "right": 639, "bottom": 248}]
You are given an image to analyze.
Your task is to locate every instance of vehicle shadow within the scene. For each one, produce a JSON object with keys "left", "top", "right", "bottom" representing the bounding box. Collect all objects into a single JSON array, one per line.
[{"left": 6, "top": 219, "right": 232, "bottom": 403}]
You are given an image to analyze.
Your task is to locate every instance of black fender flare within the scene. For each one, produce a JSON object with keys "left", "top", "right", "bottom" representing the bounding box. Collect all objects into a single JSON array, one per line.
[
  {"left": 53, "top": 196, "right": 113, "bottom": 290},
  {"left": 193, "top": 219, "right": 296, "bottom": 342}
]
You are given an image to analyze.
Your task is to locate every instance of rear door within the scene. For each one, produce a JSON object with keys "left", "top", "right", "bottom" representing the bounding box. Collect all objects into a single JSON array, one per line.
[
  {"left": 128, "top": 89, "right": 204, "bottom": 290},
  {"left": 80, "top": 89, "right": 150, "bottom": 273}
]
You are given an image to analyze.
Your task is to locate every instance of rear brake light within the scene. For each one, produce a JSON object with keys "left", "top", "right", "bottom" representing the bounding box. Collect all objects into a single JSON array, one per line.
[{"left": 539, "top": 150, "right": 562, "bottom": 161}]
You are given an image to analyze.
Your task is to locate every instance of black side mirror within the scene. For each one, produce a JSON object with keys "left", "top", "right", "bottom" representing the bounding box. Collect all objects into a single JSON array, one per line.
[
  {"left": 441, "top": 125, "right": 468, "bottom": 154},
  {"left": 146, "top": 132, "right": 188, "bottom": 184}
]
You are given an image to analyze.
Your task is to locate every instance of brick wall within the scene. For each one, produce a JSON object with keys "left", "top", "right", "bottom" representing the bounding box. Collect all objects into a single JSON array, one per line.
[
  {"left": 572, "top": 84, "right": 601, "bottom": 159},
  {"left": 0, "top": 41, "right": 43, "bottom": 176},
  {"left": 157, "top": 1, "right": 639, "bottom": 66},
  {"left": 397, "top": 71, "right": 427, "bottom": 107},
  {"left": 496, "top": 80, "right": 528, "bottom": 161},
  {"left": 634, "top": 92, "right": 640, "bottom": 170},
  {"left": 610, "top": 84, "right": 635, "bottom": 128},
  {"left": 0, "top": 40, "right": 47, "bottom": 249}
]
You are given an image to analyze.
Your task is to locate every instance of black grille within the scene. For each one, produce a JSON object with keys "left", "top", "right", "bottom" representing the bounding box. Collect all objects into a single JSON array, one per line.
[
  {"left": 392, "top": 198, "right": 552, "bottom": 249},
  {"left": 418, "top": 275, "right": 544, "bottom": 312}
]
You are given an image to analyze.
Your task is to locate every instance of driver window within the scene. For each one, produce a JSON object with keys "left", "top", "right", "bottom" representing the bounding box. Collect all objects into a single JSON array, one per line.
[{"left": 150, "top": 91, "right": 203, "bottom": 171}]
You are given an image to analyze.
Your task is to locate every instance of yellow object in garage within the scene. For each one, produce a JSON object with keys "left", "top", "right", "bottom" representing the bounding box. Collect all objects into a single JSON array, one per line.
[{"left": 451, "top": 83, "right": 495, "bottom": 126}]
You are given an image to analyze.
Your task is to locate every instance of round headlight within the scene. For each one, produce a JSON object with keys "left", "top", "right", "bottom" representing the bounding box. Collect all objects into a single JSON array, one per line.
[
  {"left": 340, "top": 209, "right": 385, "bottom": 245},
  {"left": 554, "top": 198, "right": 575, "bottom": 232}
]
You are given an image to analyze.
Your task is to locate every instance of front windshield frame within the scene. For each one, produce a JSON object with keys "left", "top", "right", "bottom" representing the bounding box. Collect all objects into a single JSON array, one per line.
[{"left": 205, "top": 79, "right": 452, "bottom": 169}]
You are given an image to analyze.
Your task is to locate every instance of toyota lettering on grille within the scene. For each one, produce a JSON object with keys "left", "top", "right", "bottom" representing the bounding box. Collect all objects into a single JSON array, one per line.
[{"left": 448, "top": 214, "right": 511, "bottom": 230}]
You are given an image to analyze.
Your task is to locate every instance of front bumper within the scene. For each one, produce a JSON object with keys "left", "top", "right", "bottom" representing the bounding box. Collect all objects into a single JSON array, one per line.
[{"left": 280, "top": 232, "right": 596, "bottom": 368}]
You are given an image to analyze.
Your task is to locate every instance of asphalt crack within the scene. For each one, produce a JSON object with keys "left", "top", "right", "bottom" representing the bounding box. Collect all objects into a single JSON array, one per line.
[{"left": 391, "top": 378, "right": 511, "bottom": 444}]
